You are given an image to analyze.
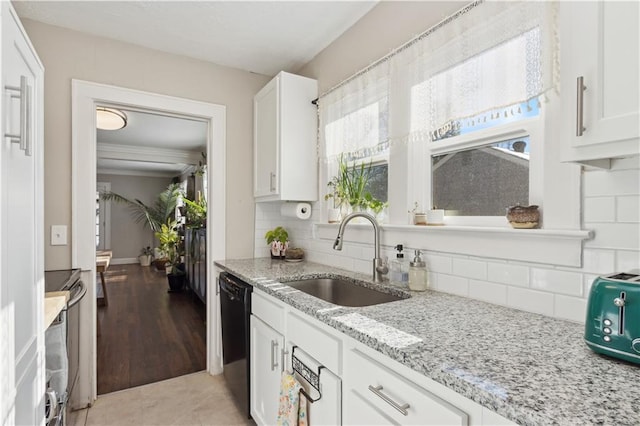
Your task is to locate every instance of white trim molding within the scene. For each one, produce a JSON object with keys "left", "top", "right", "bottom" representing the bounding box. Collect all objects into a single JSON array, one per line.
[
  {"left": 97, "top": 142, "right": 202, "bottom": 165},
  {"left": 71, "top": 79, "right": 226, "bottom": 407},
  {"left": 316, "top": 223, "right": 593, "bottom": 267}
]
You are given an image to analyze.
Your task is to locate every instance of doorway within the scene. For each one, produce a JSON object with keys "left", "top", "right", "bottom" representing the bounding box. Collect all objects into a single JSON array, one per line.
[{"left": 72, "top": 80, "right": 226, "bottom": 407}]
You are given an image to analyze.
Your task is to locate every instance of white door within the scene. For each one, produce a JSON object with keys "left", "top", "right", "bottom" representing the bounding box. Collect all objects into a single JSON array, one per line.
[
  {"left": 96, "top": 182, "right": 111, "bottom": 250},
  {"left": 250, "top": 315, "right": 283, "bottom": 426},
  {"left": 1, "top": 3, "right": 45, "bottom": 425},
  {"left": 253, "top": 77, "right": 279, "bottom": 198}
]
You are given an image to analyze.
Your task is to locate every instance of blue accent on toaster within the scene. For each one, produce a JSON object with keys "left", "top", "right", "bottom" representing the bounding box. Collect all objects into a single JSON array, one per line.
[{"left": 584, "top": 273, "right": 640, "bottom": 365}]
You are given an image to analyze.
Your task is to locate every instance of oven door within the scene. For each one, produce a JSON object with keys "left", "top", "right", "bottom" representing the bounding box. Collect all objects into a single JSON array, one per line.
[{"left": 65, "top": 280, "right": 86, "bottom": 402}]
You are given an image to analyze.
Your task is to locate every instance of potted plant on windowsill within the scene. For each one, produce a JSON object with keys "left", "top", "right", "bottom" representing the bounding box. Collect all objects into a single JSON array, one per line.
[
  {"left": 139, "top": 246, "right": 153, "bottom": 267},
  {"left": 265, "top": 226, "right": 289, "bottom": 259},
  {"left": 155, "top": 219, "right": 186, "bottom": 292}
]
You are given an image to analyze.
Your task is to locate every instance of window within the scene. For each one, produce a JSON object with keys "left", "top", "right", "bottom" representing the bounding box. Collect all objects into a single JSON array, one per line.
[{"left": 432, "top": 136, "right": 530, "bottom": 216}]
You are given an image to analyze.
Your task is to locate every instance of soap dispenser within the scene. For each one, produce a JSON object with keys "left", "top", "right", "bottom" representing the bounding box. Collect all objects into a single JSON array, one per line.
[
  {"left": 408, "top": 249, "right": 428, "bottom": 291},
  {"left": 390, "top": 244, "right": 409, "bottom": 284}
]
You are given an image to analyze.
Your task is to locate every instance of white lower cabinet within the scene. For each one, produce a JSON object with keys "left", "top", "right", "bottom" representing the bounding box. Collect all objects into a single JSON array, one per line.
[
  {"left": 250, "top": 315, "right": 284, "bottom": 426},
  {"left": 249, "top": 288, "right": 515, "bottom": 426},
  {"left": 344, "top": 348, "right": 469, "bottom": 425}
]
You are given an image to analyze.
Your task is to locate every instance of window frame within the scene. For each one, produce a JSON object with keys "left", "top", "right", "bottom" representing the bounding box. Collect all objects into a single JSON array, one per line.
[{"left": 422, "top": 113, "right": 543, "bottom": 227}]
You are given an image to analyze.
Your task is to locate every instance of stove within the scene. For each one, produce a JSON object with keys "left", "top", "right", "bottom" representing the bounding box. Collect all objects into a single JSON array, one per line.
[
  {"left": 45, "top": 269, "right": 81, "bottom": 293},
  {"left": 44, "top": 268, "right": 85, "bottom": 419}
]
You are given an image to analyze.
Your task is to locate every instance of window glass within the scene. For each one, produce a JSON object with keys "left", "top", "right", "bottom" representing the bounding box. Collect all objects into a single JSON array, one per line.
[
  {"left": 366, "top": 162, "right": 388, "bottom": 203},
  {"left": 432, "top": 136, "right": 530, "bottom": 216}
]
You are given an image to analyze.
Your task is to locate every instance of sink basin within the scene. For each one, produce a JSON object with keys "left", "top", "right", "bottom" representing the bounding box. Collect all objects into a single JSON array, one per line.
[{"left": 285, "top": 278, "right": 406, "bottom": 307}]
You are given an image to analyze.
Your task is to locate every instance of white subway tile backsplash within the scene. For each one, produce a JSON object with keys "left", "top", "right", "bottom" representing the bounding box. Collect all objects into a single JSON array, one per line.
[
  {"left": 616, "top": 196, "right": 640, "bottom": 223},
  {"left": 584, "top": 223, "right": 640, "bottom": 250},
  {"left": 424, "top": 253, "right": 452, "bottom": 274},
  {"left": 435, "top": 274, "right": 468, "bottom": 297},
  {"left": 468, "top": 279, "right": 507, "bottom": 306},
  {"left": 583, "top": 197, "right": 616, "bottom": 223},
  {"left": 507, "top": 287, "right": 554, "bottom": 317},
  {"left": 452, "top": 258, "right": 487, "bottom": 280},
  {"left": 582, "top": 248, "right": 616, "bottom": 274},
  {"left": 583, "top": 169, "right": 640, "bottom": 197},
  {"left": 531, "top": 268, "right": 583, "bottom": 297},
  {"left": 553, "top": 294, "right": 587, "bottom": 323},
  {"left": 487, "top": 263, "right": 529, "bottom": 287},
  {"left": 583, "top": 274, "right": 598, "bottom": 296},
  {"left": 616, "top": 250, "right": 640, "bottom": 272},
  {"left": 353, "top": 259, "right": 372, "bottom": 275}
]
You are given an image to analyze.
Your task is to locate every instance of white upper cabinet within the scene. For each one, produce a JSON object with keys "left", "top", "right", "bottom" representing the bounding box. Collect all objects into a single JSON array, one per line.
[
  {"left": 254, "top": 71, "right": 318, "bottom": 201},
  {"left": 560, "top": 1, "right": 639, "bottom": 167}
]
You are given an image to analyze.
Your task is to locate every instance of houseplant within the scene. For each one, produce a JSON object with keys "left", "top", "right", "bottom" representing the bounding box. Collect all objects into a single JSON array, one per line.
[
  {"left": 139, "top": 246, "right": 153, "bottom": 267},
  {"left": 183, "top": 192, "right": 207, "bottom": 228},
  {"left": 100, "top": 182, "right": 183, "bottom": 232},
  {"left": 337, "top": 154, "right": 371, "bottom": 211},
  {"left": 324, "top": 176, "right": 344, "bottom": 223},
  {"left": 264, "top": 226, "right": 289, "bottom": 259},
  {"left": 155, "top": 219, "right": 186, "bottom": 291}
]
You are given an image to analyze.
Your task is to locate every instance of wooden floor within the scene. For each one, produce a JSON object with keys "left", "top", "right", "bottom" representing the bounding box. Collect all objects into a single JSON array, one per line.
[{"left": 97, "top": 263, "right": 206, "bottom": 395}]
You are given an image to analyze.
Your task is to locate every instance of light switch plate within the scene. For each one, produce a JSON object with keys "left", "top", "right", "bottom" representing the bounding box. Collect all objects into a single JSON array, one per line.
[{"left": 51, "top": 225, "right": 67, "bottom": 246}]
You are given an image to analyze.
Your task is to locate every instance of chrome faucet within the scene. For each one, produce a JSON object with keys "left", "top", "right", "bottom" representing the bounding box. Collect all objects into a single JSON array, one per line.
[{"left": 333, "top": 211, "right": 389, "bottom": 282}]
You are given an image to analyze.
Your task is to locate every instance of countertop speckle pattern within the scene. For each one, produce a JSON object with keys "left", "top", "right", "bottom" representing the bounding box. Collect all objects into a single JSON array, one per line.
[{"left": 215, "top": 258, "right": 640, "bottom": 426}]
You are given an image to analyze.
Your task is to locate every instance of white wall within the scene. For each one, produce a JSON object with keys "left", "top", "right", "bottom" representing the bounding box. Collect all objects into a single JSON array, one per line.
[
  {"left": 22, "top": 19, "right": 270, "bottom": 270},
  {"left": 97, "top": 174, "right": 172, "bottom": 260},
  {"left": 255, "top": 2, "right": 640, "bottom": 324}
]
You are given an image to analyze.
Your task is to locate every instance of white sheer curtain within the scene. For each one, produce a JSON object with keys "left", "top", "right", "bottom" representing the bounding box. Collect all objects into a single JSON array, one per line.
[{"left": 318, "top": 0, "right": 558, "bottom": 154}]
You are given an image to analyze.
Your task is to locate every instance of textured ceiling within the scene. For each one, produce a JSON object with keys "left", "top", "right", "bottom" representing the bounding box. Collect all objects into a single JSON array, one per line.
[{"left": 13, "top": 0, "right": 378, "bottom": 76}]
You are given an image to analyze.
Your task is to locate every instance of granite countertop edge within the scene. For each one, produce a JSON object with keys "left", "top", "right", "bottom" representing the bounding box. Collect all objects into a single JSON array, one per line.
[{"left": 214, "top": 258, "right": 639, "bottom": 426}]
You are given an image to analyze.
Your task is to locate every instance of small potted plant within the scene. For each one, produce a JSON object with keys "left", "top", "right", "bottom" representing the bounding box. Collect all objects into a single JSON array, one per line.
[
  {"left": 365, "top": 193, "right": 388, "bottom": 223},
  {"left": 409, "top": 202, "right": 427, "bottom": 225},
  {"left": 183, "top": 191, "right": 207, "bottom": 228},
  {"left": 325, "top": 176, "right": 344, "bottom": 223},
  {"left": 139, "top": 246, "right": 153, "bottom": 267},
  {"left": 264, "top": 226, "right": 289, "bottom": 259},
  {"left": 155, "top": 219, "right": 186, "bottom": 291}
]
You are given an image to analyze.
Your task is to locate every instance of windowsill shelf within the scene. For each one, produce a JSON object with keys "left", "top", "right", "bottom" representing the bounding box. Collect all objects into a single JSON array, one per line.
[{"left": 315, "top": 222, "right": 593, "bottom": 267}]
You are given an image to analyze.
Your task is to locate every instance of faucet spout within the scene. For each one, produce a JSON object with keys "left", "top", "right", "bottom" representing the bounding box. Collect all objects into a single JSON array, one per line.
[{"left": 333, "top": 211, "right": 388, "bottom": 282}]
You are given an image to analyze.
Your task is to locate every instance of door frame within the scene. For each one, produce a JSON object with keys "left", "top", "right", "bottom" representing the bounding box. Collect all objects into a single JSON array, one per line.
[
  {"left": 96, "top": 182, "right": 111, "bottom": 250},
  {"left": 71, "top": 80, "right": 226, "bottom": 405}
]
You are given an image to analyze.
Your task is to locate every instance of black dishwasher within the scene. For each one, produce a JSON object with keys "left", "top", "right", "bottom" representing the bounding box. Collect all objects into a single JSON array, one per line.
[{"left": 219, "top": 272, "right": 252, "bottom": 419}]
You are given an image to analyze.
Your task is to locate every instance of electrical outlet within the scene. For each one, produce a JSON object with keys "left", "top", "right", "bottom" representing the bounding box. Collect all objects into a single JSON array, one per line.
[{"left": 51, "top": 225, "right": 67, "bottom": 246}]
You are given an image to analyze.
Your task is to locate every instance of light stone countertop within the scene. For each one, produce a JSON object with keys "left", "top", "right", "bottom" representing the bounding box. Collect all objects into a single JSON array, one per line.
[
  {"left": 44, "top": 291, "right": 69, "bottom": 327},
  {"left": 215, "top": 258, "right": 640, "bottom": 426}
]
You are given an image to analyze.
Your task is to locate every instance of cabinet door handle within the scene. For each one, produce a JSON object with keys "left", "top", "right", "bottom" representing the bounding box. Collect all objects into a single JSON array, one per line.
[
  {"left": 280, "top": 348, "right": 288, "bottom": 373},
  {"left": 5, "top": 76, "right": 32, "bottom": 156},
  {"left": 270, "top": 340, "right": 279, "bottom": 371},
  {"left": 576, "top": 76, "right": 587, "bottom": 137},
  {"left": 368, "top": 385, "right": 410, "bottom": 416},
  {"left": 269, "top": 172, "right": 276, "bottom": 192}
]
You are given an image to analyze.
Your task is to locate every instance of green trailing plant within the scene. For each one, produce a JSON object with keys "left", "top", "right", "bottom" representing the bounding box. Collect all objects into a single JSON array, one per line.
[
  {"left": 100, "top": 183, "right": 183, "bottom": 232},
  {"left": 183, "top": 192, "right": 207, "bottom": 228},
  {"left": 154, "top": 219, "right": 183, "bottom": 275},
  {"left": 365, "top": 193, "right": 388, "bottom": 215}
]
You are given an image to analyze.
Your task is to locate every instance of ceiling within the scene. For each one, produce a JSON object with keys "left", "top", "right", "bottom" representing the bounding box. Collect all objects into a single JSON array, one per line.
[
  {"left": 96, "top": 108, "right": 208, "bottom": 177},
  {"left": 14, "top": 1, "right": 378, "bottom": 176},
  {"left": 13, "top": 1, "right": 378, "bottom": 76}
]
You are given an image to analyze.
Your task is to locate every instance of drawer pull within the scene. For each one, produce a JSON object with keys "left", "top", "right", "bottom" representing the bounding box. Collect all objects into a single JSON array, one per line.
[{"left": 368, "top": 385, "right": 410, "bottom": 416}]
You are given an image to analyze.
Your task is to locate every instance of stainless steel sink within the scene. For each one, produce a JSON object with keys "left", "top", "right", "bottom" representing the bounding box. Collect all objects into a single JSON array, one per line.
[{"left": 285, "top": 278, "right": 406, "bottom": 307}]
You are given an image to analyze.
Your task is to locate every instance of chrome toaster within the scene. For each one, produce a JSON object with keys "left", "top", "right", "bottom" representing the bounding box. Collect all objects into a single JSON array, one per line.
[{"left": 584, "top": 272, "right": 640, "bottom": 365}]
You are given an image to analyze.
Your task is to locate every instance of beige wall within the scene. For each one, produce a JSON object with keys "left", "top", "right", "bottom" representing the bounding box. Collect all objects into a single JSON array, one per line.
[
  {"left": 296, "top": 1, "right": 467, "bottom": 92},
  {"left": 97, "top": 174, "right": 173, "bottom": 260},
  {"left": 22, "top": 20, "right": 270, "bottom": 270}
]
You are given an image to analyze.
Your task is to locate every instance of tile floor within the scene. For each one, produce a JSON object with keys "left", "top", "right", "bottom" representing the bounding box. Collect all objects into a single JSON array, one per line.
[{"left": 68, "top": 371, "right": 253, "bottom": 426}]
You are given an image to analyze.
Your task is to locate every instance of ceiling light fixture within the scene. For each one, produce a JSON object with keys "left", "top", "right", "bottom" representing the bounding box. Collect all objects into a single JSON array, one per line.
[{"left": 96, "top": 107, "right": 127, "bottom": 130}]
